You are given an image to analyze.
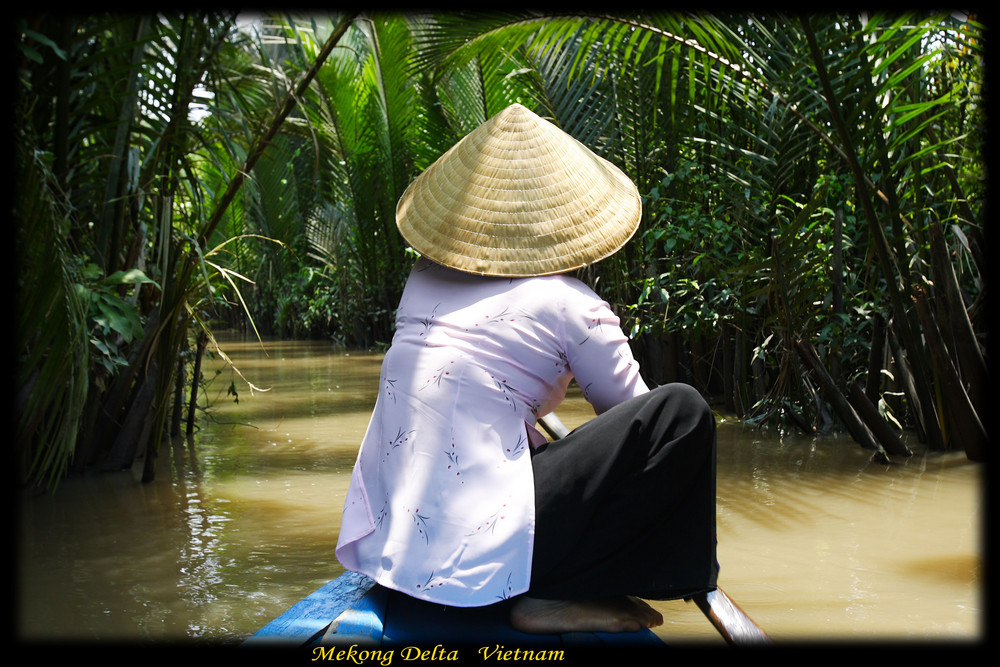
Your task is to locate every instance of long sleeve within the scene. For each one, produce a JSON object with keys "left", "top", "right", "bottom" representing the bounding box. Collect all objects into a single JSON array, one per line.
[{"left": 560, "top": 282, "right": 649, "bottom": 414}]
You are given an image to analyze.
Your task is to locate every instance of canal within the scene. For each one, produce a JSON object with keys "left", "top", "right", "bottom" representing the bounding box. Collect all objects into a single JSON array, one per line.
[{"left": 18, "top": 337, "right": 983, "bottom": 645}]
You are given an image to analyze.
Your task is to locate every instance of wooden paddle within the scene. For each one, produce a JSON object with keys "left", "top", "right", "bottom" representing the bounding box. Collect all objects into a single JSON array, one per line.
[
  {"left": 691, "top": 587, "right": 771, "bottom": 646},
  {"left": 536, "top": 412, "right": 772, "bottom": 646}
]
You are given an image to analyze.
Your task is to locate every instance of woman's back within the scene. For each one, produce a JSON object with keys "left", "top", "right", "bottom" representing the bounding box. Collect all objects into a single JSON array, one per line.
[{"left": 336, "top": 258, "right": 646, "bottom": 606}]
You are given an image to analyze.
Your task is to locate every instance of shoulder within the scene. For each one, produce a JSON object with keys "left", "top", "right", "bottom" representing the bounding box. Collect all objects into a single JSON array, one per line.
[
  {"left": 500, "top": 274, "right": 604, "bottom": 311},
  {"left": 537, "top": 274, "right": 606, "bottom": 308},
  {"left": 405, "top": 259, "right": 605, "bottom": 309},
  {"left": 522, "top": 273, "right": 597, "bottom": 295}
]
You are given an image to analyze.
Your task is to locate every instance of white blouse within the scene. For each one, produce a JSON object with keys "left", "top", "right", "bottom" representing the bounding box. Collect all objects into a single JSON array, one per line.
[{"left": 335, "top": 258, "right": 648, "bottom": 606}]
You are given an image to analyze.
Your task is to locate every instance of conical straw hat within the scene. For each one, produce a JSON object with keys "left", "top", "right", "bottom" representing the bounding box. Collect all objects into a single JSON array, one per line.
[{"left": 396, "top": 103, "right": 641, "bottom": 277}]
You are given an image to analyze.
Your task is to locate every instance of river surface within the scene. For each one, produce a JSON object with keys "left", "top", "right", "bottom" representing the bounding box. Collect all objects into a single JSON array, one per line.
[{"left": 17, "top": 337, "right": 984, "bottom": 646}]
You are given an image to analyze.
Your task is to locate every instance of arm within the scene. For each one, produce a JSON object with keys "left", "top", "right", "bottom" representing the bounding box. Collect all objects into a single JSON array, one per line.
[{"left": 561, "top": 283, "right": 649, "bottom": 414}]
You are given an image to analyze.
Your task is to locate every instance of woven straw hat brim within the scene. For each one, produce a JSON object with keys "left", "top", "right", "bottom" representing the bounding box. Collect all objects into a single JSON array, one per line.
[{"left": 396, "top": 104, "right": 641, "bottom": 277}]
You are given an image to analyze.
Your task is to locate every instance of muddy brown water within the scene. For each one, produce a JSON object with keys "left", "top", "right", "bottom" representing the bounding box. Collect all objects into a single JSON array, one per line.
[{"left": 18, "top": 337, "right": 983, "bottom": 645}]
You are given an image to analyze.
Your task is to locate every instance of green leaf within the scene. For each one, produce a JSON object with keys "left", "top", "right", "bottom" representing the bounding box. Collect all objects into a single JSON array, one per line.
[{"left": 103, "top": 268, "right": 159, "bottom": 288}]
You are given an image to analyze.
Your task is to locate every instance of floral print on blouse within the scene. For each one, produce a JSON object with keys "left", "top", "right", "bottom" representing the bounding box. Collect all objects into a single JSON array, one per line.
[{"left": 335, "top": 258, "right": 648, "bottom": 607}]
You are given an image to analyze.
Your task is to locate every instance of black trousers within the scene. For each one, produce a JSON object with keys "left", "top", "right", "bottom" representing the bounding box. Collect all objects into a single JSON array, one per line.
[{"left": 527, "top": 383, "right": 719, "bottom": 601}]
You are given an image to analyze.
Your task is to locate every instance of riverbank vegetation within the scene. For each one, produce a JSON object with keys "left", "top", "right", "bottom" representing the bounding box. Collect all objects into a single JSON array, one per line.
[{"left": 16, "top": 12, "right": 987, "bottom": 486}]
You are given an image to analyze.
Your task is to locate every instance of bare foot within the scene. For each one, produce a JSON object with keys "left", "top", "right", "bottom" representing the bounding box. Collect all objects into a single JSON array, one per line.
[{"left": 509, "top": 595, "right": 663, "bottom": 635}]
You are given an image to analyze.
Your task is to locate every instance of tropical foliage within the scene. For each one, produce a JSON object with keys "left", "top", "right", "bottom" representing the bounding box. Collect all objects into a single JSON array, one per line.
[{"left": 15, "top": 11, "right": 986, "bottom": 487}]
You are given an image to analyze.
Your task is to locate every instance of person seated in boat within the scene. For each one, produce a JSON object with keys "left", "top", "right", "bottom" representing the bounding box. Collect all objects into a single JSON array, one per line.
[{"left": 336, "top": 103, "right": 718, "bottom": 635}]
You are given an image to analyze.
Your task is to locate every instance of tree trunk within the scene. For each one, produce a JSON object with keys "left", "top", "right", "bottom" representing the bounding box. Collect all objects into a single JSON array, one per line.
[
  {"left": 102, "top": 360, "right": 158, "bottom": 471},
  {"left": 887, "top": 322, "right": 932, "bottom": 445},
  {"left": 794, "top": 337, "right": 884, "bottom": 454},
  {"left": 911, "top": 285, "right": 987, "bottom": 461},
  {"left": 722, "top": 325, "right": 736, "bottom": 414},
  {"left": 847, "top": 382, "right": 912, "bottom": 456},
  {"left": 170, "top": 345, "right": 187, "bottom": 437},
  {"left": 864, "top": 313, "right": 886, "bottom": 404},
  {"left": 928, "top": 219, "right": 987, "bottom": 417},
  {"left": 187, "top": 332, "right": 208, "bottom": 436}
]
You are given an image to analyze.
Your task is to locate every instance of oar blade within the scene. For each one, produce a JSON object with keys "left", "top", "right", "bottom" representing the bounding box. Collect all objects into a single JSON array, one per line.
[{"left": 692, "top": 587, "right": 771, "bottom": 646}]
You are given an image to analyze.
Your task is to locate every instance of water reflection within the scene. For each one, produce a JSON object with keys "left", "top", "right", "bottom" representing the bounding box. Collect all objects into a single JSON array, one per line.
[{"left": 17, "top": 337, "right": 982, "bottom": 644}]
